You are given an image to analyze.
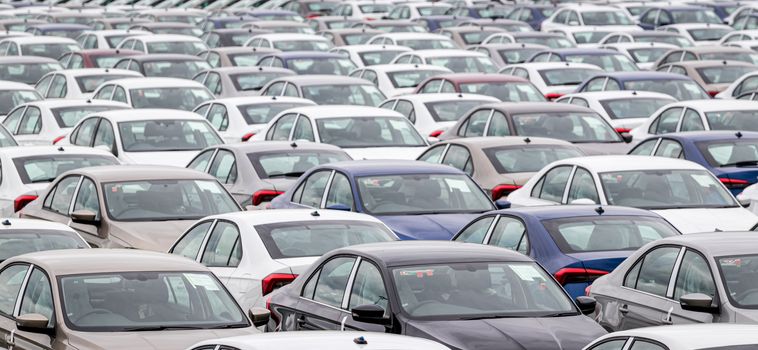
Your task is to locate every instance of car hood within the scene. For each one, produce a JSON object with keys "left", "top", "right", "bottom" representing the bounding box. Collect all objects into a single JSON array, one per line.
[
  {"left": 67, "top": 328, "right": 254, "bottom": 350},
  {"left": 573, "top": 142, "right": 632, "bottom": 155},
  {"left": 652, "top": 207, "right": 758, "bottom": 234},
  {"left": 376, "top": 213, "right": 481, "bottom": 240},
  {"left": 109, "top": 220, "right": 195, "bottom": 251},
  {"left": 342, "top": 147, "right": 426, "bottom": 160},
  {"left": 121, "top": 151, "right": 199, "bottom": 167},
  {"left": 407, "top": 316, "right": 605, "bottom": 350}
]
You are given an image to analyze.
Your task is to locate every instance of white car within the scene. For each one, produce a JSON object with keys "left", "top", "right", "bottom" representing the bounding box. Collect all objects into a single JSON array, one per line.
[
  {"left": 0, "top": 36, "right": 81, "bottom": 59},
  {"left": 244, "top": 33, "right": 333, "bottom": 52},
  {"left": 194, "top": 96, "right": 316, "bottom": 143},
  {"left": 366, "top": 33, "right": 459, "bottom": 50},
  {"left": 481, "top": 32, "right": 576, "bottom": 48},
  {"left": 385, "top": 2, "right": 452, "bottom": 20},
  {"left": 600, "top": 42, "right": 678, "bottom": 70},
  {"left": 192, "top": 66, "right": 296, "bottom": 98},
  {"left": 556, "top": 91, "right": 678, "bottom": 133},
  {"left": 390, "top": 49, "right": 498, "bottom": 73},
  {"left": 724, "top": 39, "right": 758, "bottom": 51},
  {"left": 2, "top": 99, "right": 130, "bottom": 145},
  {"left": 540, "top": 5, "right": 638, "bottom": 32},
  {"left": 75, "top": 29, "right": 152, "bottom": 49},
  {"left": 329, "top": 44, "right": 412, "bottom": 68},
  {"left": 257, "top": 105, "right": 428, "bottom": 160},
  {"left": 188, "top": 332, "right": 450, "bottom": 350},
  {"left": 0, "top": 80, "right": 41, "bottom": 117},
  {"left": 506, "top": 155, "right": 758, "bottom": 233},
  {"left": 583, "top": 324, "right": 758, "bottom": 350},
  {"left": 169, "top": 209, "right": 398, "bottom": 311},
  {"left": 726, "top": 3, "right": 758, "bottom": 25},
  {"left": 548, "top": 25, "right": 642, "bottom": 48},
  {"left": 718, "top": 29, "right": 758, "bottom": 45},
  {"left": 379, "top": 93, "right": 499, "bottom": 140},
  {"left": 629, "top": 100, "right": 758, "bottom": 140},
  {"left": 35, "top": 68, "right": 143, "bottom": 99},
  {"left": 349, "top": 64, "right": 452, "bottom": 97},
  {"left": 90, "top": 77, "right": 215, "bottom": 111},
  {"left": 597, "top": 31, "right": 695, "bottom": 47},
  {"left": 116, "top": 34, "right": 208, "bottom": 55},
  {"left": 499, "top": 62, "right": 604, "bottom": 99},
  {"left": 0, "top": 146, "right": 119, "bottom": 216},
  {"left": 331, "top": 0, "right": 392, "bottom": 20},
  {"left": 716, "top": 70, "right": 758, "bottom": 99},
  {"left": 59, "top": 109, "right": 224, "bottom": 166},
  {"left": 657, "top": 23, "right": 735, "bottom": 46}
]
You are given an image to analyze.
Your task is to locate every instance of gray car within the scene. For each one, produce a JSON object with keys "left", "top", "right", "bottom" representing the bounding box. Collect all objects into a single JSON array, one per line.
[
  {"left": 192, "top": 66, "right": 296, "bottom": 97},
  {"left": 590, "top": 231, "right": 758, "bottom": 332},
  {"left": 197, "top": 47, "right": 280, "bottom": 68}
]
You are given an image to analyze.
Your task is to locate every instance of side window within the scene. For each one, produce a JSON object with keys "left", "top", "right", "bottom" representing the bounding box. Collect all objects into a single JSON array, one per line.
[
  {"left": 208, "top": 149, "right": 237, "bottom": 184},
  {"left": 17, "top": 107, "right": 42, "bottom": 135},
  {"left": 735, "top": 77, "right": 758, "bottom": 96},
  {"left": 420, "top": 79, "right": 442, "bottom": 93},
  {"left": 112, "top": 87, "right": 127, "bottom": 104},
  {"left": 35, "top": 75, "right": 52, "bottom": 96},
  {"left": 418, "top": 145, "right": 446, "bottom": 164},
  {"left": 268, "top": 114, "right": 297, "bottom": 140},
  {"left": 442, "top": 145, "right": 473, "bottom": 176},
  {"left": 348, "top": 261, "right": 388, "bottom": 315},
  {"left": 2, "top": 107, "right": 24, "bottom": 133},
  {"left": 72, "top": 177, "right": 100, "bottom": 220},
  {"left": 6, "top": 43, "right": 17, "bottom": 56},
  {"left": 283, "top": 83, "right": 299, "bottom": 97},
  {"left": 93, "top": 84, "right": 114, "bottom": 100},
  {"left": 531, "top": 53, "right": 551, "bottom": 62},
  {"left": 630, "top": 139, "right": 658, "bottom": 156},
  {"left": 535, "top": 166, "right": 572, "bottom": 202},
  {"left": 604, "top": 79, "right": 620, "bottom": 91},
  {"left": 584, "top": 78, "right": 607, "bottom": 92},
  {"left": 133, "top": 40, "right": 145, "bottom": 52},
  {"left": 292, "top": 116, "right": 315, "bottom": 142},
  {"left": 187, "top": 149, "right": 214, "bottom": 172},
  {"left": 512, "top": 68, "right": 529, "bottom": 79},
  {"left": 200, "top": 221, "right": 242, "bottom": 268},
  {"left": 682, "top": 52, "right": 696, "bottom": 61},
  {"left": 0, "top": 264, "right": 30, "bottom": 316},
  {"left": 628, "top": 246, "right": 681, "bottom": 297},
  {"left": 487, "top": 111, "right": 510, "bottom": 136},
  {"left": 567, "top": 167, "right": 599, "bottom": 204},
  {"left": 680, "top": 108, "right": 704, "bottom": 132},
  {"left": 72, "top": 117, "right": 99, "bottom": 146},
  {"left": 207, "top": 104, "right": 229, "bottom": 131},
  {"left": 588, "top": 339, "right": 630, "bottom": 350},
  {"left": 461, "top": 109, "right": 491, "bottom": 137},
  {"left": 570, "top": 98, "right": 589, "bottom": 107},
  {"left": 362, "top": 70, "right": 378, "bottom": 85},
  {"left": 114, "top": 60, "right": 130, "bottom": 70},
  {"left": 456, "top": 216, "right": 496, "bottom": 245},
  {"left": 93, "top": 120, "right": 115, "bottom": 153},
  {"left": 207, "top": 52, "right": 221, "bottom": 68},
  {"left": 658, "top": 10, "right": 672, "bottom": 25},
  {"left": 47, "top": 75, "right": 67, "bottom": 98},
  {"left": 649, "top": 107, "right": 682, "bottom": 134},
  {"left": 673, "top": 249, "right": 716, "bottom": 301},
  {"left": 488, "top": 216, "right": 528, "bottom": 254},
  {"left": 655, "top": 139, "right": 683, "bottom": 158},
  {"left": 171, "top": 221, "right": 213, "bottom": 260},
  {"left": 18, "top": 268, "right": 53, "bottom": 326},
  {"left": 298, "top": 170, "right": 332, "bottom": 207},
  {"left": 663, "top": 51, "right": 683, "bottom": 64},
  {"left": 567, "top": 10, "right": 580, "bottom": 25},
  {"left": 205, "top": 72, "right": 222, "bottom": 95},
  {"left": 629, "top": 340, "right": 666, "bottom": 350},
  {"left": 394, "top": 100, "right": 415, "bottom": 123},
  {"left": 325, "top": 172, "right": 354, "bottom": 210},
  {"left": 263, "top": 81, "right": 285, "bottom": 96},
  {"left": 553, "top": 10, "right": 568, "bottom": 23},
  {"left": 440, "top": 80, "right": 456, "bottom": 93},
  {"left": 311, "top": 257, "right": 356, "bottom": 307},
  {"left": 46, "top": 176, "right": 80, "bottom": 215}
]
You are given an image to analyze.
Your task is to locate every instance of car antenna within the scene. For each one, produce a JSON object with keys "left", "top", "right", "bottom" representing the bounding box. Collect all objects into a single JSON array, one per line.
[
  {"left": 354, "top": 337, "right": 367, "bottom": 345},
  {"left": 595, "top": 206, "right": 604, "bottom": 215},
  {"left": 524, "top": 137, "right": 531, "bottom": 143},
  {"left": 311, "top": 210, "right": 319, "bottom": 217},
  {"left": 1, "top": 219, "right": 9, "bottom": 226},
  {"left": 58, "top": 146, "right": 64, "bottom": 151},
  {"left": 291, "top": 141, "right": 297, "bottom": 147},
  {"left": 736, "top": 131, "right": 743, "bottom": 138}
]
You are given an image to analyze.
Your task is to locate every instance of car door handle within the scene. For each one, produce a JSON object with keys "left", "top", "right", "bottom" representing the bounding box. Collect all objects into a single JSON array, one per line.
[{"left": 618, "top": 304, "right": 629, "bottom": 313}]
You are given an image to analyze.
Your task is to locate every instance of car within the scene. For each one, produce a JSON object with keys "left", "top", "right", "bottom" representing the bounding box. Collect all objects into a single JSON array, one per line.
[
  {"left": 499, "top": 62, "right": 604, "bottom": 99},
  {"left": 692, "top": 1, "right": 742, "bottom": 21},
  {"left": 548, "top": 26, "right": 643, "bottom": 48},
  {"left": 349, "top": 64, "right": 452, "bottom": 97},
  {"left": 307, "top": 16, "right": 365, "bottom": 32},
  {"left": 541, "top": 5, "right": 638, "bottom": 31},
  {"left": 318, "top": 28, "right": 384, "bottom": 46},
  {"left": 453, "top": 205, "right": 681, "bottom": 298},
  {"left": 507, "top": 155, "right": 758, "bottom": 233},
  {"left": 0, "top": 56, "right": 62, "bottom": 85},
  {"left": 0, "top": 249, "right": 259, "bottom": 349},
  {"left": 366, "top": 32, "right": 459, "bottom": 50},
  {"left": 505, "top": 4, "right": 558, "bottom": 30},
  {"left": 725, "top": 4, "right": 758, "bottom": 25},
  {"left": 233, "top": 8, "right": 305, "bottom": 22},
  {"left": 351, "top": 19, "right": 428, "bottom": 33},
  {"left": 20, "top": 165, "right": 241, "bottom": 250},
  {"left": 736, "top": 89, "right": 758, "bottom": 100},
  {"left": 0, "top": 18, "right": 47, "bottom": 32},
  {"left": 0, "top": 218, "right": 90, "bottom": 261},
  {"left": 459, "top": 18, "right": 535, "bottom": 33},
  {"left": 598, "top": 30, "right": 695, "bottom": 47},
  {"left": 330, "top": 45, "right": 410, "bottom": 69},
  {"left": 419, "top": 136, "right": 585, "bottom": 199},
  {"left": 528, "top": 48, "right": 640, "bottom": 72},
  {"left": 654, "top": 46, "right": 758, "bottom": 69},
  {"left": 188, "top": 331, "right": 450, "bottom": 350},
  {"left": 90, "top": 17, "right": 151, "bottom": 31},
  {"left": 437, "top": 26, "right": 506, "bottom": 47},
  {"left": 715, "top": 70, "right": 758, "bottom": 99},
  {"left": 192, "top": 66, "right": 296, "bottom": 98},
  {"left": 379, "top": 93, "right": 499, "bottom": 139},
  {"left": 199, "top": 16, "right": 258, "bottom": 32},
  {"left": 266, "top": 241, "right": 605, "bottom": 348},
  {"left": 601, "top": 42, "right": 679, "bottom": 70},
  {"left": 630, "top": 100, "right": 758, "bottom": 140},
  {"left": 91, "top": 77, "right": 214, "bottom": 111},
  {"left": 136, "top": 8, "right": 207, "bottom": 24},
  {"left": 0, "top": 80, "right": 41, "bottom": 116},
  {"left": 637, "top": 6, "right": 722, "bottom": 30},
  {"left": 447, "top": 4, "right": 512, "bottom": 19},
  {"left": 330, "top": 0, "right": 392, "bottom": 20},
  {"left": 415, "top": 73, "right": 547, "bottom": 102},
  {"left": 260, "top": 75, "right": 385, "bottom": 106},
  {"left": 657, "top": 60, "right": 758, "bottom": 96},
  {"left": 258, "top": 105, "right": 427, "bottom": 159},
  {"left": 35, "top": 68, "right": 143, "bottom": 100},
  {"left": 34, "top": 11, "right": 103, "bottom": 25},
  {"left": 198, "top": 47, "right": 280, "bottom": 68},
  {"left": 390, "top": 49, "right": 498, "bottom": 73},
  {"left": 194, "top": 96, "right": 315, "bottom": 143},
  {"left": 244, "top": 33, "right": 332, "bottom": 52},
  {"left": 556, "top": 91, "right": 678, "bottom": 133},
  {"left": 575, "top": 72, "right": 710, "bottom": 101},
  {"left": 385, "top": 2, "right": 453, "bottom": 20},
  {"left": 256, "top": 51, "right": 357, "bottom": 75},
  {"left": 112, "top": 54, "right": 213, "bottom": 80},
  {"left": 583, "top": 324, "right": 758, "bottom": 350},
  {"left": 411, "top": 15, "right": 475, "bottom": 33},
  {"left": 187, "top": 141, "right": 351, "bottom": 207},
  {"left": 3, "top": 99, "right": 130, "bottom": 145},
  {"left": 590, "top": 232, "right": 758, "bottom": 330},
  {"left": 468, "top": 43, "right": 550, "bottom": 67},
  {"left": 629, "top": 131, "right": 758, "bottom": 196},
  {"left": 202, "top": 28, "right": 271, "bottom": 49},
  {"left": 732, "top": 13, "right": 758, "bottom": 30},
  {"left": 75, "top": 29, "right": 152, "bottom": 50},
  {"left": 718, "top": 29, "right": 758, "bottom": 45},
  {"left": 724, "top": 39, "right": 758, "bottom": 51},
  {"left": 116, "top": 34, "right": 208, "bottom": 56},
  {"left": 483, "top": 32, "right": 576, "bottom": 49},
  {"left": 0, "top": 35, "right": 80, "bottom": 59},
  {"left": 129, "top": 21, "right": 204, "bottom": 37},
  {"left": 25, "top": 23, "right": 92, "bottom": 39},
  {"left": 657, "top": 23, "right": 735, "bottom": 46},
  {"left": 170, "top": 209, "right": 397, "bottom": 310},
  {"left": 58, "top": 48, "right": 142, "bottom": 69},
  {"left": 244, "top": 20, "right": 316, "bottom": 34}
]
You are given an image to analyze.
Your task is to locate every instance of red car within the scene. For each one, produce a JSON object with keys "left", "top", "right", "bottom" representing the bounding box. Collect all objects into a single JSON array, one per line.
[
  {"left": 58, "top": 49, "right": 142, "bottom": 69},
  {"left": 414, "top": 73, "right": 546, "bottom": 102}
]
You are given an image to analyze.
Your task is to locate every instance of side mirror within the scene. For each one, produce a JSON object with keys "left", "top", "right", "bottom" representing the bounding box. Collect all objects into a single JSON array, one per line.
[
  {"left": 570, "top": 198, "right": 596, "bottom": 205},
  {"left": 326, "top": 203, "right": 351, "bottom": 211},
  {"left": 680, "top": 293, "right": 719, "bottom": 313},
  {"left": 351, "top": 304, "right": 390, "bottom": 325},
  {"left": 621, "top": 133, "right": 633, "bottom": 143},
  {"left": 495, "top": 199, "right": 511, "bottom": 209},
  {"left": 16, "top": 314, "right": 52, "bottom": 334},
  {"left": 739, "top": 198, "right": 751, "bottom": 208},
  {"left": 575, "top": 296, "right": 596, "bottom": 315},
  {"left": 249, "top": 307, "right": 270, "bottom": 327},
  {"left": 71, "top": 210, "right": 99, "bottom": 225}
]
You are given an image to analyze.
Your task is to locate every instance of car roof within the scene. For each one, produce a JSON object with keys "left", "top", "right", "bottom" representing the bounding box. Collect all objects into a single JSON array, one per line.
[
  {"left": 205, "top": 66, "right": 295, "bottom": 75},
  {"left": 662, "top": 231, "right": 758, "bottom": 256},
  {"left": 394, "top": 92, "right": 499, "bottom": 103},
  {"left": 135, "top": 22, "right": 196, "bottom": 28},
  {"left": 602, "top": 42, "right": 679, "bottom": 49},
  {"left": 208, "top": 95, "right": 314, "bottom": 106},
  {"left": 332, "top": 241, "right": 532, "bottom": 267},
  {"left": 0, "top": 80, "right": 38, "bottom": 90},
  {"left": 661, "top": 99, "right": 758, "bottom": 112},
  {"left": 203, "top": 208, "right": 385, "bottom": 226},
  {"left": 271, "top": 75, "right": 370, "bottom": 85},
  {"left": 54, "top": 68, "right": 143, "bottom": 78},
  {"left": 65, "top": 164, "right": 215, "bottom": 182},
  {"left": 598, "top": 324, "right": 758, "bottom": 349},
  {"left": 220, "top": 140, "right": 344, "bottom": 152},
  {"left": 430, "top": 73, "right": 529, "bottom": 83},
  {"left": 445, "top": 135, "right": 575, "bottom": 148},
  {"left": 406, "top": 49, "right": 487, "bottom": 58},
  {"left": 0, "top": 145, "right": 116, "bottom": 158},
  {"left": 546, "top": 48, "right": 624, "bottom": 56},
  {"left": 16, "top": 98, "right": 130, "bottom": 109},
  {"left": 317, "top": 159, "right": 464, "bottom": 177},
  {"left": 593, "top": 71, "right": 693, "bottom": 81},
  {"left": 487, "top": 101, "right": 596, "bottom": 114},
  {"left": 560, "top": 90, "right": 677, "bottom": 100},
  {"left": 372, "top": 32, "right": 451, "bottom": 40},
  {"left": 281, "top": 105, "right": 402, "bottom": 118},
  {"left": 209, "top": 46, "right": 279, "bottom": 54},
  {"left": 77, "top": 48, "right": 142, "bottom": 56},
  {"left": 266, "top": 51, "right": 345, "bottom": 59},
  {"left": 365, "top": 63, "right": 451, "bottom": 73},
  {"left": 251, "top": 33, "right": 328, "bottom": 41},
  {"left": 94, "top": 108, "right": 205, "bottom": 122},
  {"left": 685, "top": 45, "right": 755, "bottom": 53},
  {"left": 133, "top": 34, "right": 202, "bottom": 42},
  {"left": 0, "top": 56, "right": 58, "bottom": 64},
  {"left": 550, "top": 155, "right": 705, "bottom": 172},
  {"left": 512, "top": 62, "right": 604, "bottom": 70},
  {"left": 1, "top": 35, "right": 77, "bottom": 44},
  {"left": 648, "top": 130, "right": 758, "bottom": 142},
  {"left": 0, "top": 218, "right": 78, "bottom": 233},
  {"left": 125, "top": 54, "right": 206, "bottom": 62},
  {"left": 332, "top": 44, "right": 412, "bottom": 53},
  {"left": 29, "top": 23, "right": 91, "bottom": 30},
  {"left": 108, "top": 77, "right": 207, "bottom": 89},
  {"left": 192, "top": 331, "right": 448, "bottom": 349},
  {"left": 668, "top": 59, "right": 757, "bottom": 68},
  {"left": 491, "top": 204, "right": 662, "bottom": 220}
]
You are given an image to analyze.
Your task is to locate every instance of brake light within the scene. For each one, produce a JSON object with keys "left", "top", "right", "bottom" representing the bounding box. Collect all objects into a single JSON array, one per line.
[
  {"left": 252, "top": 190, "right": 284, "bottom": 206},
  {"left": 241, "top": 132, "right": 255, "bottom": 142},
  {"left": 545, "top": 93, "right": 564, "bottom": 100},
  {"left": 306, "top": 13, "right": 321, "bottom": 19},
  {"left": 365, "top": 17, "right": 376, "bottom": 21},
  {"left": 13, "top": 195, "right": 37, "bottom": 213},
  {"left": 615, "top": 127, "right": 632, "bottom": 134},
  {"left": 491, "top": 184, "right": 521, "bottom": 200},
  {"left": 708, "top": 90, "right": 720, "bottom": 97},
  {"left": 429, "top": 130, "right": 444, "bottom": 138},
  {"left": 720, "top": 177, "right": 750, "bottom": 189},
  {"left": 262, "top": 273, "right": 298, "bottom": 295},
  {"left": 52, "top": 135, "right": 65, "bottom": 144},
  {"left": 553, "top": 267, "right": 608, "bottom": 285}
]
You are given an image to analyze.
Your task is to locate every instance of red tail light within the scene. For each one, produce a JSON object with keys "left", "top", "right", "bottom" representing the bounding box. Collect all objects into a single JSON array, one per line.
[
  {"left": 241, "top": 132, "right": 255, "bottom": 142},
  {"left": 491, "top": 184, "right": 521, "bottom": 200},
  {"left": 52, "top": 135, "right": 65, "bottom": 144},
  {"left": 615, "top": 127, "right": 632, "bottom": 134},
  {"left": 252, "top": 190, "right": 284, "bottom": 206},
  {"left": 306, "top": 13, "right": 321, "bottom": 19},
  {"left": 545, "top": 93, "right": 564, "bottom": 100},
  {"left": 13, "top": 195, "right": 37, "bottom": 212},
  {"left": 720, "top": 177, "right": 750, "bottom": 189},
  {"left": 708, "top": 91, "right": 720, "bottom": 97},
  {"left": 262, "top": 273, "right": 297, "bottom": 295},
  {"left": 429, "top": 130, "right": 444, "bottom": 138},
  {"left": 365, "top": 17, "right": 376, "bottom": 21},
  {"left": 553, "top": 267, "right": 608, "bottom": 285}
]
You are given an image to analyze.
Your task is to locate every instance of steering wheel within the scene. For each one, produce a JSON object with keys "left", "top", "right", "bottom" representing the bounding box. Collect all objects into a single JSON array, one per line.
[
  {"left": 74, "top": 309, "right": 112, "bottom": 323},
  {"left": 406, "top": 300, "right": 438, "bottom": 313}
]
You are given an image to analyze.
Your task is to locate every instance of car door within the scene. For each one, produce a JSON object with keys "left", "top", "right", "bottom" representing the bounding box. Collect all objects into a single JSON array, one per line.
[
  {"left": 648, "top": 107, "right": 684, "bottom": 135},
  {"left": 207, "top": 149, "right": 238, "bottom": 187},
  {"left": 199, "top": 220, "right": 243, "bottom": 286},
  {"left": 667, "top": 248, "right": 718, "bottom": 324},
  {"left": 92, "top": 118, "right": 116, "bottom": 155},
  {"left": 67, "top": 176, "right": 103, "bottom": 246},
  {"left": 341, "top": 258, "right": 391, "bottom": 332},
  {"left": 22, "top": 175, "right": 81, "bottom": 226},
  {"left": 296, "top": 256, "right": 358, "bottom": 330},
  {"left": 0, "top": 263, "right": 31, "bottom": 349},
  {"left": 324, "top": 171, "right": 354, "bottom": 211},
  {"left": 12, "top": 266, "right": 56, "bottom": 350}
]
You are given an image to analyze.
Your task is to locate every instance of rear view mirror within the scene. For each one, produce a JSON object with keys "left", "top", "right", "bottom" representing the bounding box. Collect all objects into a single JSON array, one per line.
[
  {"left": 739, "top": 198, "right": 751, "bottom": 208},
  {"left": 16, "top": 313, "right": 52, "bottom": 334},
  {"left": 249, "top": 307, "right": 270, "bottom": 327},
  {"left": 575, "top": 296, "right": 596, "bottom": 315},
  {"left": 680, "top": 293, "right": 719, "bottom": 313},
  {"left": 621, "top": 133, "right": 633, "bottom": 143},
  {"left": 351, "top": 304, "right": 390, "bottom": 325},
  {"left": 495, "top": 199, "right": 511, "bottom": 209},
  {"left": 71, "top": 210, "right": 99, "bottom": 225}
]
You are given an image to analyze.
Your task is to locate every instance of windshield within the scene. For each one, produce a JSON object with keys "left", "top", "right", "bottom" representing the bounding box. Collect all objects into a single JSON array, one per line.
[
  {"left": 129, "top": 87, "right": 213, "bottom": 111},
  {"left": 273, "top": 40, "right": 331, "bottom": 51},
  {"left": 358, "top": 174, "right": 492, "bottom": 215},
  {"left": 93, "top": 55, "right": 127, "bottom": 68},
  {"left": 75, "top": 75, "right": 136, "bottom": 93},
  {"left": 498, "top": 48, "right": 544, "bottom": 64},
  {"left": 229, "top": 52, "right": 269, "bottom": 67},
  {"left": 103, "top": 179, "right": 238, "bottom": 221},
  {"left": 565, "top": 54, "right": 638, "bottom": 72},
  {"left": 600, "top": 169, "right": 737, "bottom": 209},
  {"left": 460, "top": 82, "right": 546, "bottom": 102},
  {"left": 462, "top": 31, "right": 505, "bottom": 45},
  {"left": 286, "top": 57, "right": 356, "bottom": 75},
  {"left": 706, "top": 110, "right": 758, "bottom": 132},
  {"left": 359, "top": 50, "right": 406, "bottom": 66},
  {"left": 418, "top": 6, "right": 450, "bottom": 16},
  {"left": 342, "top": 33, "right": 375, "bottom": 45},
  {"left": 512, "top": 112, "right": 622, "bottom": 142},
  {"left": 237, "top": 102, "right": 311, "bottom": 124},
  {"left": 672, "top": 9, "right": 721, "bottom": 23},
  {"left": 52, "top": 106, "right": 129, "bottom": 128},
  {"left": 118, "top": 119, "right": 221, "bottom": 152},
  {"left": 360, "top": 4, "right": 390, "bottom": 13},
  {"left": 581, "top": 11, "right": 633, "bottom": 25},
  {"left": 635, "top": 34, "right": 693, "bottom": 47},
  {"left": 696, "top": 66, "right": 757, "bottom": 84},
  {"left": 146, "top": 41, "right": 206, "bottom": 55},
  {"left": 425, "top": 100, "right": 492, "bottom": 122},
  {"left": 142, "top": 60, "right": 211, "bottom": 79},
  {"left": 388, "top": 70, "right": 447, "bottom": 88},
  {"left": 543, "top": 216, "right": 679, "bottom": 253},
  {"left": 230, "top": 72, "right": 287, "bottom": 91},
  {"left": 60, "top": 271, "right": 247, "bottom": 331},
  {"left": 0, "top": 63, "right": 61, "bottom": 84},
  {"left": 687, "top": 28, "right": 731, "bottom": 41},
  {"left": 105, "top": 34, "right": 132, "bottom": 48},
  {"left": 539, "top": 68, "right": 600, "bottom": 86},
  {"left": 624, "top": 80, "right": 708, "bottom": 100},
  {"left": 517, "top": 36, "right": 574, "bottom": 49},
  {"left": 42, "top": 30, "right": 84, "bottom": 39},
  {"left": 484, "top": 145, "right": 583, "bottom": 173},
  {"left": 392, "top": 262, "right": 575, "bottom": 319},
  {"left": 600, "top": 98, "right": 675, "bottom": 119},
  {"left": 20, "top": 43, "right": 79, "bottom": 59},
  {"left": 626, "top": 48, "right": 671, "bottom": 63},
  {"left": 0, "top": 229, "right": 86, "bottom": 262},
  {"left": 698, "top": 140, "right": 758, "bottom": 167},
  {"left": 249, "top": 150, "right": 350, "bottom": 178},
  {"left": 0, "top": 90, "right": 39, "bottom": 115},
  {"left": 152, "top": 27, "right": 204, "bottom": 37},
  {"left": 427, "top": 56, "right": 498, "bottom": 73},
  {"left": 396, "top": 39, "right": 457, "bottom": 50},
  {"left": 573, "top": 32, "right": 613, "bottom": 44},
  {"left": 718, "top": 255, "right": 758, "bottom": 309},
  {"left": 375, "top": 25, "right": 427, "bottom": 33},
  {"left": 316, "top": 116, "right": 425, "bottom": 148},
  {"left": 302, "top": 84, "right": 385, "bottom": 106},
  {"left": 700, "top": 52, "right": 758, "bottom": 65},
  {"left": 14, "top": 154, "right": 117, "bottom": 184}
]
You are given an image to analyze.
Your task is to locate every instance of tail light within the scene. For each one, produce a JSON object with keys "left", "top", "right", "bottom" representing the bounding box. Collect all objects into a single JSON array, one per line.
[
  {"left": 241, "top": 132, "right": 255, "bottom": 142},
  {"left": 13, "top": 195, "right": 38, "bottom": 213},
  {"left": 491, "top": 184, "right": 521, "bottom": 200},
  {"left": 365, "top": 17, "right": 376, "bottom": 21},
  {"left": 553, "top": 267, "right": 608, "bottom": 285},
  {"left": 52, "top": 135, "right": 65, "bottom": 144},
  {"left": 429, "top": 130, "right": 444, "bottom": 138},
  {"left": 306, "top": 13, "right": 321, "bottom": 19},
  {"left": 720, "top": 177, "right": 750, "bottom": 189},
  {"left": 252, "top": 190, "right": 284, "bottom": 206},
  {"left": 708, "top": 91, "right": 720, "bottom": 97},
  {"left": 262, "top": 273, "right": 298, "bottom": 295},
  {"left": 615, "top": 127, "right": 632, "bottom": 134},
  {"left": 545, "top": 93, "right": 564, "bottom": 100}
]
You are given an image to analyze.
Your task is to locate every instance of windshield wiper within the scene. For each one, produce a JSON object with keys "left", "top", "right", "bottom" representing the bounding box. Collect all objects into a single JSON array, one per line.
[
  {"left": 268, "top": 171, "right": 305, "bottom": 178},
  {"left": 721, "top": 160, "right": 758, "bottom": 167},
  {"left": 459, "top": 314, "right": 518, "bottom": 320},
  {"left": 208, "top": 323, "right": 249, "bottom": 329},
  {"left": 543, "top": 312, "right": 579, "bottom": 317},
  {"left": 122, "top": 325, "right": 205, "bottom": 331}
]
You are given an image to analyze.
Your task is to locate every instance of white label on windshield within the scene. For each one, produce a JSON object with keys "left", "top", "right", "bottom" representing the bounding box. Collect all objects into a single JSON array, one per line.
[
  {"left": 691, "top": 174, "right": 715, "bottom": 187},
  {"left": 186, "top": 273, "right": 219, "bottom": 291},
  {"left": 510, "top": 265, "right": 543, "bottom": 281},
  {"left": 444, "top": 179, "right": 471, "bottom": 192}
]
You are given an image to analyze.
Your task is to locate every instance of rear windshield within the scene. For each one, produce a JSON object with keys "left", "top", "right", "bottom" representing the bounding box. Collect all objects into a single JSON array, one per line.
[
  {"left": 51, "top": 105, "right": 129, "bottom": 128},
  {"left": 248, "top": 150, "right": 350, "bottom": 179},
  {"left": 543, "top": 216, "right": 679, "bottom": 253},
  {"left": 13, "top": 154, "right": 118, "bottom": 184},
  {"left": 0, "top": 229, "right": 87, "bottom": 262},
  {"left": 230, "top": 72, "right": 286, "bottom": 91},
  {"left": 75, "top": 75, "right": 136, "bottom": 93},
  {"left": 483, "top": 145, "right": 583, "bottom": 173},
  {"left": 237, "top": 102, "right": 311, "bottom": 125}
]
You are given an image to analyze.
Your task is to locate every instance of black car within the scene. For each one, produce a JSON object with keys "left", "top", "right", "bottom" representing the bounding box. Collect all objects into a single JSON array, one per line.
[{"left": 266, "top": 241, "right": 606, "bottom": 350}]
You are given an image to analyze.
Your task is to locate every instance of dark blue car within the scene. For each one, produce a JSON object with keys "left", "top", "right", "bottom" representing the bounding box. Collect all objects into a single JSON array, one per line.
[
  {"left": 528, "top": 48, "right": 640, "bottom": 72},
  {"left": 452, "top": 205, "right": 681, "bottom": 298},
  {"left": 637, "top": 5, "right": 722, "bottom": 30},
  {"left": 630, "top": 131, "right": 758, "bottom": 196},
  {"left": 269, "top": 160, "right": 505, "bottom": 240},
  {"left": 26, "top": 24, "right": 91, "bottom": 39},
  {"left": 574, "top": 71, "right": 711, "bottom": 101},
  {"left": 505, "top": 4, "right": 557, "bottom": 30}
]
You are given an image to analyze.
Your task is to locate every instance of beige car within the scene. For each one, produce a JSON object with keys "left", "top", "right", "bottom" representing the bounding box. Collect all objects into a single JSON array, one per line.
[
  {"left": 417, "top": 136, "right": 585, "bottom": 200},
  {"left": 657, "top": 60, "right": 758, "bottom": 96},
  {"left": 0, "top": 249, "right": 265, "bottom": 350},
  {"left": 19, "top": 165, "right": 241, "bottom": 251}
]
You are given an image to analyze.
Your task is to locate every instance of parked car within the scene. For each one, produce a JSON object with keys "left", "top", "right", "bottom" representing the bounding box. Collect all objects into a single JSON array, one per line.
[
  {"left": 597, "top": 31, "right": 695, "bottom": 47},
  {"left": 584, "top": 324, "right": 758, "bottom": 350},
  {"left": 112, "top": 54, "right": 212, "bottom": 80},
  {"left": 0, "top": 56, "right": 61, "bottom": 85},
  {"left": 349, "top": 64, "right": 452, "bottom": 97},
  {"left": 601, "top": 42, "right": 678, "bottom": 70},
  {"left": 391, "top": 49, "right": 498, "bottom": 73},
  {"left": 0, "top": 80, "right": 41, "bottom": 116},
  {"left": 0, "top": 35, "right": 80, "bottom": 59},
  {"left": 198, "top": 47, "right": 280, "bottom": 68},
  {"left": 90, "top": 77, "right": 214, "bottom": 111},
  {"left": 192, "top": 66, "right": 295, "bottom": 97},
  {"left": 556, "top": 91, "right": 677, "bottom": 133},
  {"left": 0, "top": 218, "right": 89, "bottom": 260},
  {"left": 75, "top": 29, "right": 151, "bottom": 50},
  {"left": 188, "top": 331, "right": 450, "bottom": 350},
  {"left": 630, "top": 100, "right": 758, "bottom": 140},
  {"left": 468, "top": 43, "right": 550, "bottom": 67},
  {"left": 259, "top": 75, "right": 385, "bottom": 106},
  {"left": 329, "top": 44, "right": 412, "bottom": 68},
  {"left": 58, "top": 48, "right": 142, "bottom": 69},
  {"left": 499, "top": 62, "right": 604, "bottom": 99},
  {"left": 527, "top": 48, "right": 639, "bottom": 72},
  {"left": 574, "top": 72, "right": 710, "bottom": 101},
  {"left": 255, "top": 51, "right": 357, "bottom": 75},
  {"left": 35, "top": 68, "right": 143, "bottom": 99},
  {"left": 656, "top": 24, "right": 734, "bottom": 46},
  {"left": 653, "top": 46, "right": 758, "bottom": 69},
  {"left": 415, "top": 73, "right": 546, "bottom": 102}
]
